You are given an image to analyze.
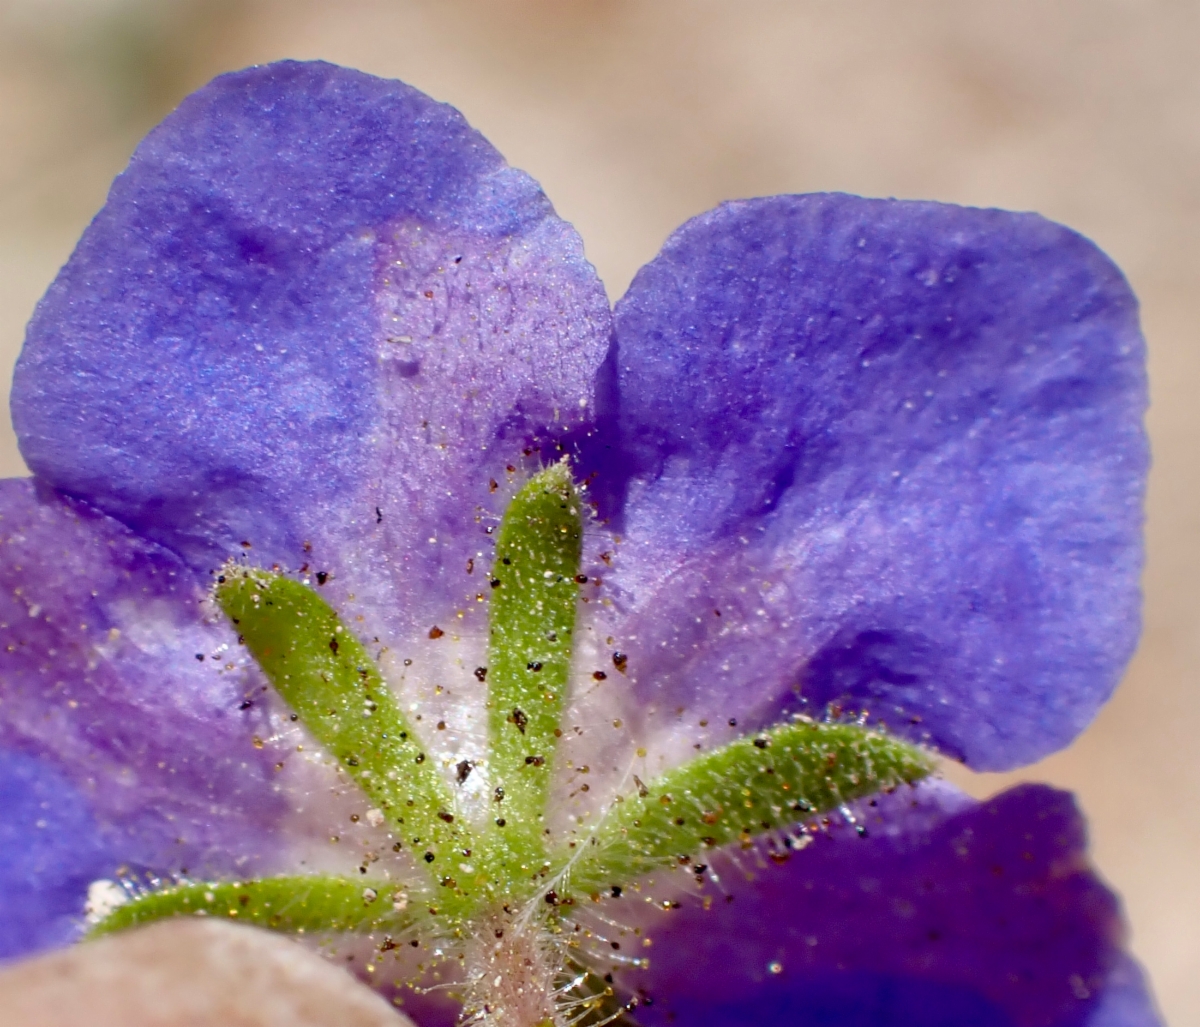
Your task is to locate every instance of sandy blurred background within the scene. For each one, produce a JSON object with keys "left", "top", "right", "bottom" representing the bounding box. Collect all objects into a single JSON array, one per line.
[{"left": 0, "top": 1, "right": 1195, "bottom": 1022}]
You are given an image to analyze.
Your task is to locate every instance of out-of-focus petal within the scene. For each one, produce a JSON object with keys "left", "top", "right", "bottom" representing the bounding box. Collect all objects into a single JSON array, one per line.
[
  {"left": 1082, "top": 958, "right": 1163, "bottom": 1027},
  {"left": 0, "top": 478, "right": 288, "bottom": 948},
  {"left": 614, "top": 782, "right": 1157, "bottom": 1027},
  {"left": 593, "top": 194, "right": 1146, "bottom": 770},
  {"left": 14, "top": 62, "right": 611, "bottom": 695},
  {"left": 0, "top": 749, "right": 113, "bottom": 959}
]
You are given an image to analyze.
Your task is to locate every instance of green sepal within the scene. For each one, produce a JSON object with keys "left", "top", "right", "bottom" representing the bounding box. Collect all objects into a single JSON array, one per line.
[
  {"left": 88, "top": 875, "right": 417, "bottom": 938},
  {"left": 484, "top": 460, "right": 583, "bottom": 882},
  {"left": 559, "top": 719, "right": 935, "bottom": 898},
  {"left": 216, "top": 570, "right": 476, "bottom": 909}
]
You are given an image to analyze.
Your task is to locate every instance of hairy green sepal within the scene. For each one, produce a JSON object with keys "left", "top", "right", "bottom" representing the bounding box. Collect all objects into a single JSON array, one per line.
[
  {"left": 216, "top": 570, "right": 476, "bottom": 906},
  {"left": 89, "top": 875, "right": 415, "bottom": 938},
  {"left": 560, "top": 719, "right": 935, "bottom": 898},
  {"left": 484, "top": 461, "right": 583, "bottom": 881},
  {"left": 94, "top": 462, "right": 938, "bottom": 970}
]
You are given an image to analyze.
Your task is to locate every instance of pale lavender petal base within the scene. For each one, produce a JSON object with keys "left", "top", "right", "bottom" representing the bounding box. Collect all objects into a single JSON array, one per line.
[
  {"left": 14, "top": 61, "right": 611, "bottom": 656},
  {"left": 591, "top": 194, "right": 1146, "bottom": 771},
  {"left": 0, "top": 480, "right": 285, "bottom": 908}
]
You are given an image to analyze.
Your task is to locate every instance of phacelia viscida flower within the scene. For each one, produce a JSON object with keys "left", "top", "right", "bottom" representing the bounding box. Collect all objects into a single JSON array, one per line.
[{"left": 0, "top": 61, "right": 1159, "bottom": 1027}]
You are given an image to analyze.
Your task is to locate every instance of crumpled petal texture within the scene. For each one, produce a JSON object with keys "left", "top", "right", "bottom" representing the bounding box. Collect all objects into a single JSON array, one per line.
[
  {"left": 14, "top": 59, "right": 611, "bottom": 661},
  {"left": 594, "top": 195, "right": 1146, "bottom": 770},
  {"left": 618, "top": 783, "right": 1162, "bottom": 1027}
]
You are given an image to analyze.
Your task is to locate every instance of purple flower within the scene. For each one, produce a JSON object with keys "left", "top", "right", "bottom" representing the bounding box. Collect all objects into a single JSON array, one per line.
[{"left": 0, "top": 60, "right": 1159, "bottom": 1026}]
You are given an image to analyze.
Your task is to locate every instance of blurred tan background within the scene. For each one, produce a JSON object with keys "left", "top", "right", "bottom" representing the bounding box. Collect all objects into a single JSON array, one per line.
[{"left": 0, "top": 1, "right": 1195, "bottom": 1023}]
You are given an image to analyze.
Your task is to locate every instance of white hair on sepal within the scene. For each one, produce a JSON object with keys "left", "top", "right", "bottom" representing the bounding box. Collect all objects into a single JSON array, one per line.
[{"left": 83, "top": 878, "right": 128, "bottom": 923}]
